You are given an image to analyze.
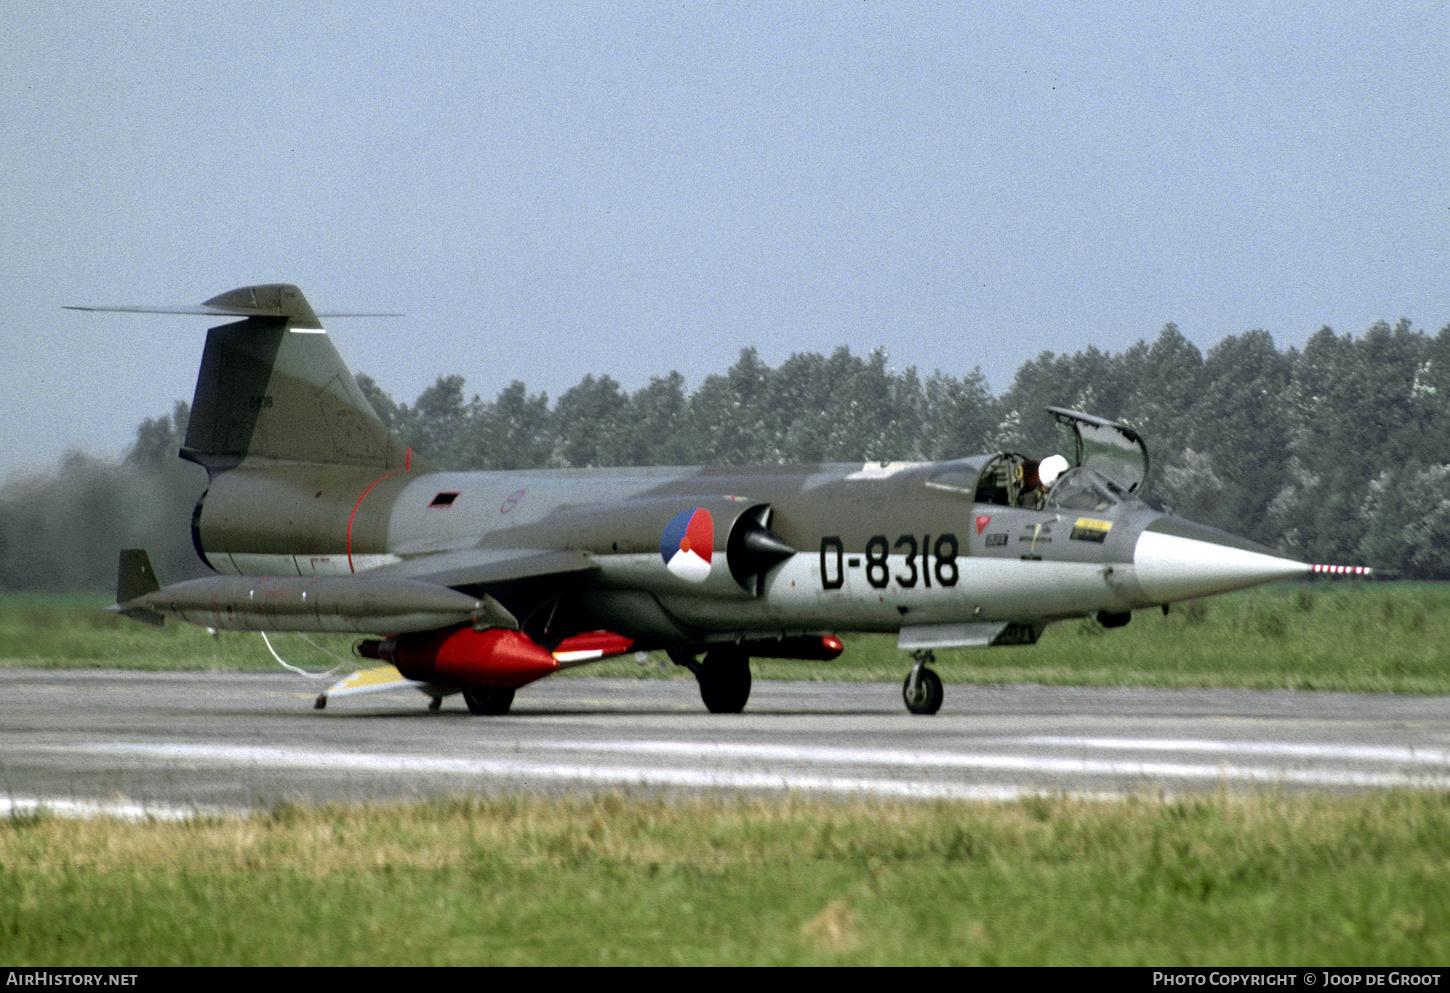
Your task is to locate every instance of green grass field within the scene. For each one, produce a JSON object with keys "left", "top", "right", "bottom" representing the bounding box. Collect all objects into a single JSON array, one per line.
[
  {"left": 7, "top": 581, "right": 1447, "bottom": 693},
  {"left": 3, "top": 792, "right": 1447, "bottom": 966}
]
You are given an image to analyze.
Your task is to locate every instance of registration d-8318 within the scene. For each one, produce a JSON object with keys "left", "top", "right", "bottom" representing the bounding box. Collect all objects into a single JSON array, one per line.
[{"left": 818, "top": 533, "right": 958, "bottom": 590}]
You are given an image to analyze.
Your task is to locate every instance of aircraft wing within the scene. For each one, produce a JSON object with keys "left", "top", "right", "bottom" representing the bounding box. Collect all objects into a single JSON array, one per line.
[
  {"left": 110, "top": 546, "right": 600, "bottom": 637},
  {"left": 369, "top": 547, "right": 600, "bottom": 590}
]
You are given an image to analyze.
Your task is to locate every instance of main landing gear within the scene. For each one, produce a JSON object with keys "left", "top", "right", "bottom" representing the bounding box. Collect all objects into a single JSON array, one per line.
[
  {"left": 902, "top": 650, "right": 943, "bottom": 715},
  {"left": 670, "top": 647, "right": 752, "bottom": 713},
  {"left": 462, "top": 685, "right": 515, "bottom": 715}
]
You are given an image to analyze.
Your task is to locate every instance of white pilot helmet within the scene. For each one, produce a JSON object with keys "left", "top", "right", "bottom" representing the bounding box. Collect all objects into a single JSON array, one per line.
[{"left": 1039, "top": 454, "right": 1070, "bottom": 488}]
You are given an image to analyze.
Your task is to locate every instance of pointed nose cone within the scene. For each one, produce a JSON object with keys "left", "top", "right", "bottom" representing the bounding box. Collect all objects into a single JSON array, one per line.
[{"left": 1134, "top": 517, "right": 1310, "bottom": 603}]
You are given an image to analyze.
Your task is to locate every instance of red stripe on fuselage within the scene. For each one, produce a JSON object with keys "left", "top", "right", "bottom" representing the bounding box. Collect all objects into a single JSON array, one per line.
[{"left": 346, "top": 471, "right": 399, "bottom": 573}]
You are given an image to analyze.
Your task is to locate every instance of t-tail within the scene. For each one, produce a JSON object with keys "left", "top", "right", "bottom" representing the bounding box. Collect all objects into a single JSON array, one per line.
[
  {"left": 72, "top": 284, "right": 425, "bottom": 577},
  {"left": 178, "top": 285, "right": 415, "bottom": 474}
]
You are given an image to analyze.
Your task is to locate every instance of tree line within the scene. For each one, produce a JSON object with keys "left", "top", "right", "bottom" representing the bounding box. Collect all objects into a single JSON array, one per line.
[{"left": 4, "top": 318, "right": 1448, "bottom": 592}]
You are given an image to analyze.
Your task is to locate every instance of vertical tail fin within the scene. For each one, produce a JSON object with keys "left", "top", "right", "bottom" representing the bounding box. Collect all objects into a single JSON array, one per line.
[{"left": 180, "top": 284, "right": 414, "bottom": 472}]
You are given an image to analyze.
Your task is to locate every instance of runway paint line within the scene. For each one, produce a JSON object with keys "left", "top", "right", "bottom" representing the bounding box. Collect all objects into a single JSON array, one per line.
[
  {"left": 56, "top": 743, "right": 1031, "bottom": 802},
  {"left": 44, "top": 740, "right": 1450, "bottom": 794},
  {"left": 516, "top": 738, "right": 1450, "bottom": 780},
  {"left": 1012, "top": 737, "right": 1450, "bottom": 765}
]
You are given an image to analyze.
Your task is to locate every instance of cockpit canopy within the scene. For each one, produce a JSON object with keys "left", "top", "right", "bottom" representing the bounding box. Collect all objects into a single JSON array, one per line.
[
  {"left": 924, "top": 407, "right": 1149, "bottom": 510},
  {"left": 1047, "top": 406, "right": 1149, "bottom": 496},
  {"left": 1040, "top": 466, "right": 1132, "bottom": 511}
]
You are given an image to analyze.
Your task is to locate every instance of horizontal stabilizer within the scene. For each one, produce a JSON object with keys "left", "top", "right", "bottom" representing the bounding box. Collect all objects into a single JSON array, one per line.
[
  {"left": 66, "top": 284, "right": 399, "bottom": 325},
  {"left": 67, "top": 304, "right": 400, "bottom": 317}
]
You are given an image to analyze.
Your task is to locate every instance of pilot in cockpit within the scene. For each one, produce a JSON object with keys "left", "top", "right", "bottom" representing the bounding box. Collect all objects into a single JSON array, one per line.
[{"left": 1020, "top": 454, "right": 1069, "bottom": 509}]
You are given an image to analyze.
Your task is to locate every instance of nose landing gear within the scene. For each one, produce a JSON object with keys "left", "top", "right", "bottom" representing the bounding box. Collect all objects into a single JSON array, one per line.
[{"left": 903, "top": 650, "right": 943, "bottom": 715}]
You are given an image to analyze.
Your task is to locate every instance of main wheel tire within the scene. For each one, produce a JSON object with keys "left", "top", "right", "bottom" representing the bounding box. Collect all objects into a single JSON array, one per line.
[
  {"left": 902, "top": 667, "right": 943, "bottom": 715},
  {"left": 698, "top": 649, "right": 752, "bottom": 714},
  {"left": 462, "top": 685, "right": 515, "bottom": 715}
]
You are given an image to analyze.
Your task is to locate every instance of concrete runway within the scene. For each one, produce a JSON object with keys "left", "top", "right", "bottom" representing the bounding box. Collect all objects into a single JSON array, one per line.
[{"left": 3, "top": 669, "right": 1450, "bottom": 815}]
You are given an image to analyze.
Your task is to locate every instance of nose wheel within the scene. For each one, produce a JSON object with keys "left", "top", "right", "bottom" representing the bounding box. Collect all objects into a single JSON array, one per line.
[{"left": 903, "top": 650, "right": 943, "bottom": 715}]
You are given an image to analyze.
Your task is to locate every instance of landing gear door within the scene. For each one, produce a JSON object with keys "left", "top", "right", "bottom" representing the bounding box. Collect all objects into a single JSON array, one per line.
[{"left": 1046, "top": 407, "right": 1150, "bottom": 495}]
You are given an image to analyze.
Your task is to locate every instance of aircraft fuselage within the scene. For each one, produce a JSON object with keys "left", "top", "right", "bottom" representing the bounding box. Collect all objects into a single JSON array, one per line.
[{"left": 188, "top": 455, "right": 1286, "bottom": 651}]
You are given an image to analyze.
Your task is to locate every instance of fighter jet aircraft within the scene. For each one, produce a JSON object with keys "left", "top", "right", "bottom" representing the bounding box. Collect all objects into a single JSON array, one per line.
[{"left": 85, "top": 284, "right": 1364, "bottom": 715}]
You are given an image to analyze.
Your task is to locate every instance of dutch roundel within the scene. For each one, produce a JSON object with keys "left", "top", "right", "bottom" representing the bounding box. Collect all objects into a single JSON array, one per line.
[{"left": 660, "top": 508, "right": 713, "bottom": 583}]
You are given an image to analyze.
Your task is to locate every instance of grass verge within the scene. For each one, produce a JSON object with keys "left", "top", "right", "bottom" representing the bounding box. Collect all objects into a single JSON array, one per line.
[
  {"left": 3, "top": 582, "right": 1447, "bottom": 693},
  {"left": 2, "top": 791, "right": 1446, "bottom": 965}
]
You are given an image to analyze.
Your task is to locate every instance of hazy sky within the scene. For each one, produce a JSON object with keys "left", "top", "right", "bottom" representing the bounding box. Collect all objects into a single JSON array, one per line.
[{"left": 3, "top": 2, "right": 1446, "bottom": 478}]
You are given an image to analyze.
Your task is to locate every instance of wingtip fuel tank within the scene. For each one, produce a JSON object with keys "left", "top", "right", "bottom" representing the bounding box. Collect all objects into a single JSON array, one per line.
[{"left": 114, "top": 573, "right": 485, "bottom": 634}]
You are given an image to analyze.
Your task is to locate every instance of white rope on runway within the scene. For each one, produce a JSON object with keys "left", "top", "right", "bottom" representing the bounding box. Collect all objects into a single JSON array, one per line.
[{"left": 260, "top": 630, "right": 349, "bottom": 678}]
